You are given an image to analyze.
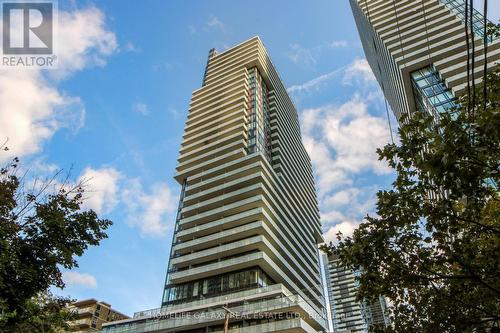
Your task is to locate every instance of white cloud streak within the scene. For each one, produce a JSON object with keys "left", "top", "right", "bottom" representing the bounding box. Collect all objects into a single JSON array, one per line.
[
  {"left": 207, "top": 16, "right": 225, "bottom": 30},
  {"left": 133, "top": 102, "right": 149, "bottom": 116},
  {"left": 286, "top": 40, "right": 350, "bottom": 67},
  {"left": 62, "top": 271, "right": 97, "bottom": 288},
  {"left": 287, "top": 43, "right": 317, "bottom": 67},
  {"left": 287, "top": 66, "right": 346, "bottom": 94},
  {"left": 328, "top": 40, "right": 348, "bottom": 48},
  {"left": 288, "top": 58, "right": 376, "bottom": 95},
  {"left": 342, "top": 58, "right": 376, "bottom": 85}
]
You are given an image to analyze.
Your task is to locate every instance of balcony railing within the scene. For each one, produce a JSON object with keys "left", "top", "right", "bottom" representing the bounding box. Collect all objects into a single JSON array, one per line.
[
  {"left": 103, "top": 291, "right": 325, "bottom": 333},
  {"left": 439, "top": 0, "right": 497, "bottom": 43}
]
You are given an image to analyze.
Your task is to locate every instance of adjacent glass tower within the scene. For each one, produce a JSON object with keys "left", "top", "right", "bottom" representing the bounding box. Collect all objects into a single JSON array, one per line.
[
  {"left": 323, "top": 255, "right": 389, "bottom": 333},
  {"left": 102, "top": 36, "right": 327, "bottom": 333},
  {"left": 349, "top": 0, "right": 499, "bottom": 121}
]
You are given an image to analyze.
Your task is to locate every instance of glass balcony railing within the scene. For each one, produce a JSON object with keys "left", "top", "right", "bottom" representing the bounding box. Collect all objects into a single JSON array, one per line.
[
  {"left": 439, "top": 0, "right": 497, "bottom": 42},
  {"left": 102, "top": 293, "right": 326, "bottom": 333}
]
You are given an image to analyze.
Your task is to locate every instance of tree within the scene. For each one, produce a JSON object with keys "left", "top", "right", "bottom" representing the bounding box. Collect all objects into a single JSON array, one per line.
[
  {"left": 323, "top": 68, "right": 500, "bottom": 332},
  {"left": 1, "top": 291, "right": 76, "bottom": 333},
  {"left": 0, "top": 154, "right": 112, "bottom": 332}
]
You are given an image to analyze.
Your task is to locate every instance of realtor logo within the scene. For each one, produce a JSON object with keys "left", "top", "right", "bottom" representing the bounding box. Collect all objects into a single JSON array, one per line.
[
  {"left": 1, "top": 1, "right": 57, "bottom": 67},
  {"left": 3, "top": 2, "right": 53, "bottom": 54}
]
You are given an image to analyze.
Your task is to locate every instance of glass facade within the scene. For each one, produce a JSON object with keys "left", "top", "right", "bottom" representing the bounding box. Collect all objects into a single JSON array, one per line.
[
  {"left": 163, "top": 267, "right": 273, "bottom": 305},
  {"left": 162, "top": 180, "right": 187, "bottom": 305},
  {"left": 438, "top": 0, "right": 496, "bottom": 43},
  {"left": 361, "top": 296, "right": 390, "bottom": 331},
  {"left": 411, "top": 65, "right": 456, "bottom": 117},
  {"left": 324, "top": 254, "right": 389, "bottom": 333},
  {"left": 247, "top": 67, "right": 272, "bottom": 163}
]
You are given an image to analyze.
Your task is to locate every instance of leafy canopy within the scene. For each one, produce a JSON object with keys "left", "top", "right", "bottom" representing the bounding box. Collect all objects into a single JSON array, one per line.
[
  {"left": 0, "top": 155, "right": 112, "bottom": 332},
  {"left": 323, "top": 68, "right": 500, "bottom": 332}
]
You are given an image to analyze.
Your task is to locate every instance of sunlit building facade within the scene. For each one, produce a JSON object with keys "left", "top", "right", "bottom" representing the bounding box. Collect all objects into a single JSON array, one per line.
[
  {"left": 68, "top": 299, "right": 128, "bottom": 333},
  {"left": 349, "top": 0, "right": 499, "bottom": 121},
  {"left": 101, "top": 36, "right": 327, "bottom": 333}
]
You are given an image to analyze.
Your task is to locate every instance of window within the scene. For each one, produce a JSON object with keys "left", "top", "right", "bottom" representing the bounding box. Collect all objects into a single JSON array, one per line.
[
  {"left": 410, "top": 65, "right": 456, "bottom": 117},
  {"left": 246, "top": 67, "right": 272, "bottom": 163},
  {"left": 163, "top": 268, "right": 274, "bottom": 305}
]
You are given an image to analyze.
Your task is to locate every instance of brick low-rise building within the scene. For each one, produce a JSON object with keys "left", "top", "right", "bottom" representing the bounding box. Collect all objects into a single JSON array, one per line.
[{"left": 68, "top": 299, "right": 129, "bottom": 333}]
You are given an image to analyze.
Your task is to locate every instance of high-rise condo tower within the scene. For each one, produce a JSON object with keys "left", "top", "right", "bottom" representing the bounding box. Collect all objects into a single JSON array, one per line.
[
  {"left": 323, "top": 254, "right": 389, "bottom": 333},
  {"left": 101, "top": 36, "right": 327, "bottom": 333},
  {"left": 349, "top": 0, "right": 499, "bottom": 121}
]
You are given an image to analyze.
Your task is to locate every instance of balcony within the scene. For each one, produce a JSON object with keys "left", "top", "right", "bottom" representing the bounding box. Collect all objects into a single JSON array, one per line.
[{"left": 101, "top": 286, "right": 326, "bottom": 333}]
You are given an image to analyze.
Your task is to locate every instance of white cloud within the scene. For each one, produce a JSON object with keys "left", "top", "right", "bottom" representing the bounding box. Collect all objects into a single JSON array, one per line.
[
  {"left": 28, "top": 158, "right": 60, "bottom": 175},
  {"left": 301, "top": 96, "right": 391, "bottom": 196},
  {"left": 123, "top": 41, "right": 140, "bottom": 53},
  {"left": 54, "top": 6, "right": 118, "bottom": 79},
  {"left": 207, "top": 16, "right": 225, "bottom": 30},
  {"left": 324, "top": 188, "right": 361, "bottom": 207},
  {"left": 287, "top": 40, "right": 350, "bottom": 68},
  {"left": 188, "top": 25, "right": 197, "bottom": 35},
  {"left": 321, "top": 210, "right": 347, "bottom": 225},
  {"left": 321, "top": 186, "right": 378, "bottom": 228},
  {"left": 328, "top": 40, "right": 348, "bottom": 48},
  {"left": 287, "top": 66, "right": 346, "bottom": 94},
  {"left": 342, "top": 58, "right": 376, "bottom": 85},
  {"left": 321, "top": 99, "right": 391, "bottom": 174},
  {"left": 298, "top": 80, "right": 395, "bottom": 243},
  {"left": 288, "top": 58, "right": 377, "bottom": 96},
  {"left": 18, "top": 161, "right": 179, "bottom": 239},
  {"left": 0, "top": 71, "right": 84, "bottom": 161},
  {"left": 122, "top": 179, "right": 177, "bottom": 237},
  {"left": 0, "top": 6, "right": 117, "bottom": 163},
  {"left": 191, "top": 16, "right": 226, "bottom": 35},
  {"left": 79, "top": 167, "right": 121, "bottom": 215},
  {"left": 62, "top": 271, "right": 97, "bottom": 288},
  {"left": 133, "top": 102, "right": 149, "bottom": 116},
  {"left": 303, "top": 136, "right": 351, "bottom": 195},
  {"left": 287, "top": 43, "right": 316, "bottom": 67},
  {"left": 323, "top": 221, "right": 358, "bottom": 244},
  {"left": 168, "top": 107, "right": 182, "bottom": 119},
  {"left": 75, "top": 168, "right": 178, "bottom": 238}
]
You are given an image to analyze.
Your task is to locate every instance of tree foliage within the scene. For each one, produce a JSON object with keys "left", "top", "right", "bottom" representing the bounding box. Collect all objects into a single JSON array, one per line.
[
  {"left": 1, "top": 291, "right": 76, "bottom": 333},
  {"left": 0, "top": 155, "right": 112, "bottom": 332},
  {"left": 323, "top": 68, "right": 500, "bottom": 332}
]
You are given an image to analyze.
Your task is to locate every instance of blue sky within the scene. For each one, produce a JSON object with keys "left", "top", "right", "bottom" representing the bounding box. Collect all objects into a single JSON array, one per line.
[{"left": 2, "top": 0, "right": 498, "bottom": 317}]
